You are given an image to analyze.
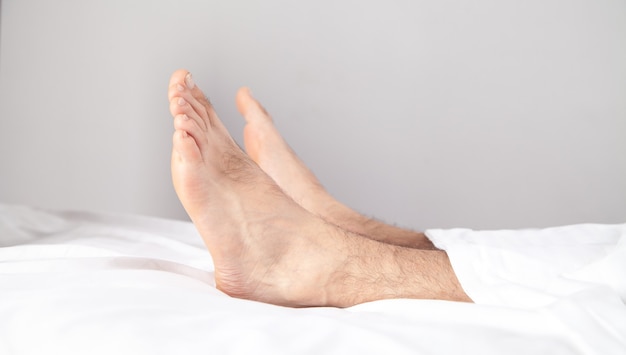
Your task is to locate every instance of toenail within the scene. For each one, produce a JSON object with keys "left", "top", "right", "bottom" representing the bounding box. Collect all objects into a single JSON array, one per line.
[
  {"left": 176, "top": 84, "right": 185, "bottom": 92},
  {"left": 181, "top": 114, "right": 189, "bottom": 120},
  {"left": 185, "top": 73, "right": 195, "bottom": 90},
  {"left": 178, "top": 97, "right": 186, "bottom": 106}
]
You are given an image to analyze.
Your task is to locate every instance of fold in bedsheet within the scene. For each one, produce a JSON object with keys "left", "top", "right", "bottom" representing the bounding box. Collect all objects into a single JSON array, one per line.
[
  {"left": 426, "top": 224, "right": 626, "bottom": 354},
  {"left": 1, "top": 203, "right": 625, "bottom": 355},
  {"left": 425, "top": 224, "right": 626, "bottom": 308}
]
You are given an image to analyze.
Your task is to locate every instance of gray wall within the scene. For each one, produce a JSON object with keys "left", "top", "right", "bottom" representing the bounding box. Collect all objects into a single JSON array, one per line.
[{"left": 1, "top": 0, "right": 624, "bottom": 230}]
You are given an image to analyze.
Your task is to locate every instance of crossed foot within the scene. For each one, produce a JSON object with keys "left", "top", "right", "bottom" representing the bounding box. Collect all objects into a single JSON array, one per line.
[{"left": 167, "top": 69, "right": 470, "bottom": 307}]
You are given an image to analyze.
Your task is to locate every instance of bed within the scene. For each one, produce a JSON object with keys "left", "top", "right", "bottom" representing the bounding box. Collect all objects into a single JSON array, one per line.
[{"left": 1, "top": 203, "right": 624, "bottom": 354}]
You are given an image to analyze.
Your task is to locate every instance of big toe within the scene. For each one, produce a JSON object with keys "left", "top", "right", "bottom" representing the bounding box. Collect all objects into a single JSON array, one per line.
[
  {"left": 236, "top": 87, "right": 272, "bottom": 124},
  {"left": 168, "top": 69, "right": 191, "bottom": 99}
]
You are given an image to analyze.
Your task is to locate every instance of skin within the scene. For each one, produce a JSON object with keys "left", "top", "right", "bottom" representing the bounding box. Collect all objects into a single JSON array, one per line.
[
  {"left": 237, "top": 87, "right": 437, "bottom": 250},
  {"left": 167, "top": 69, "right": 471, "bottom": 307}
]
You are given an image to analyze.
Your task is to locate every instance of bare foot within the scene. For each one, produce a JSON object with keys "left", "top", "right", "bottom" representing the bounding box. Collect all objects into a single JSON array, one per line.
[
  {"left": 168, "top": 70, "right": 468, "bottom": 306},
  {"left": 237, "top": 88, "right": 435, "bottom": 249},
  {"left": 168, "top": 69, "right": 344, "bottom": 306}
]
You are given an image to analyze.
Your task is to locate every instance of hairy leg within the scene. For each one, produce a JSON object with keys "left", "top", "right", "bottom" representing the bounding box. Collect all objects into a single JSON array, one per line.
[
  {"left": 168, "top": 70, "right": 469, "bottom": 307},
  {"left": 237, "top": 88, "right": 435, "bottom": 249}
]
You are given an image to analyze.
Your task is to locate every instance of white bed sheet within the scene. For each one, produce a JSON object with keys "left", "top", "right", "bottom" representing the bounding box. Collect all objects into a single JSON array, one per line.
[{"left": 1, "top": 203, "right": 625, "bottom": 354}]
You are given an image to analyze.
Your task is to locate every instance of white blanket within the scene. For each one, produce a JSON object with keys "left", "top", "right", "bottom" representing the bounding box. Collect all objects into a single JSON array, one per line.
[{"left": 1, "top": 204, "right": 624, "bottom": 354}]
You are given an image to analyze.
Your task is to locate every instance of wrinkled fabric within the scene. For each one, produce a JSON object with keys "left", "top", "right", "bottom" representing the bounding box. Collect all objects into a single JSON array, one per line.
[{"left": 1, "top": 204, "right": 624, "bottom": 355}]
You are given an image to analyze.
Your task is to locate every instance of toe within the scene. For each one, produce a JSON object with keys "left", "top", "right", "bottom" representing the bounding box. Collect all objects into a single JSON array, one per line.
[
  {"left": 169, "top": 95, "right": 209, "bottom": 132},
  {"left": 168, "top": 69, "right": 191, "bottom": 100},
  {"left": 236, "top": 87, "right": 272, "bottom": 124},
  {"left": 186, "top": 81, "right": 219, "bottom": 129},
  {"left": 172, "top": 129, "right": 202, "bottom": 164},
  {"left": 168, "top": 71, "right": 219, "bottom": 131},
  {"left": 174, "top": 114, "right": 208, "bottom": 157},
  {"left": 167, "top": 70, "right": 213, "bottom": 133}
]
